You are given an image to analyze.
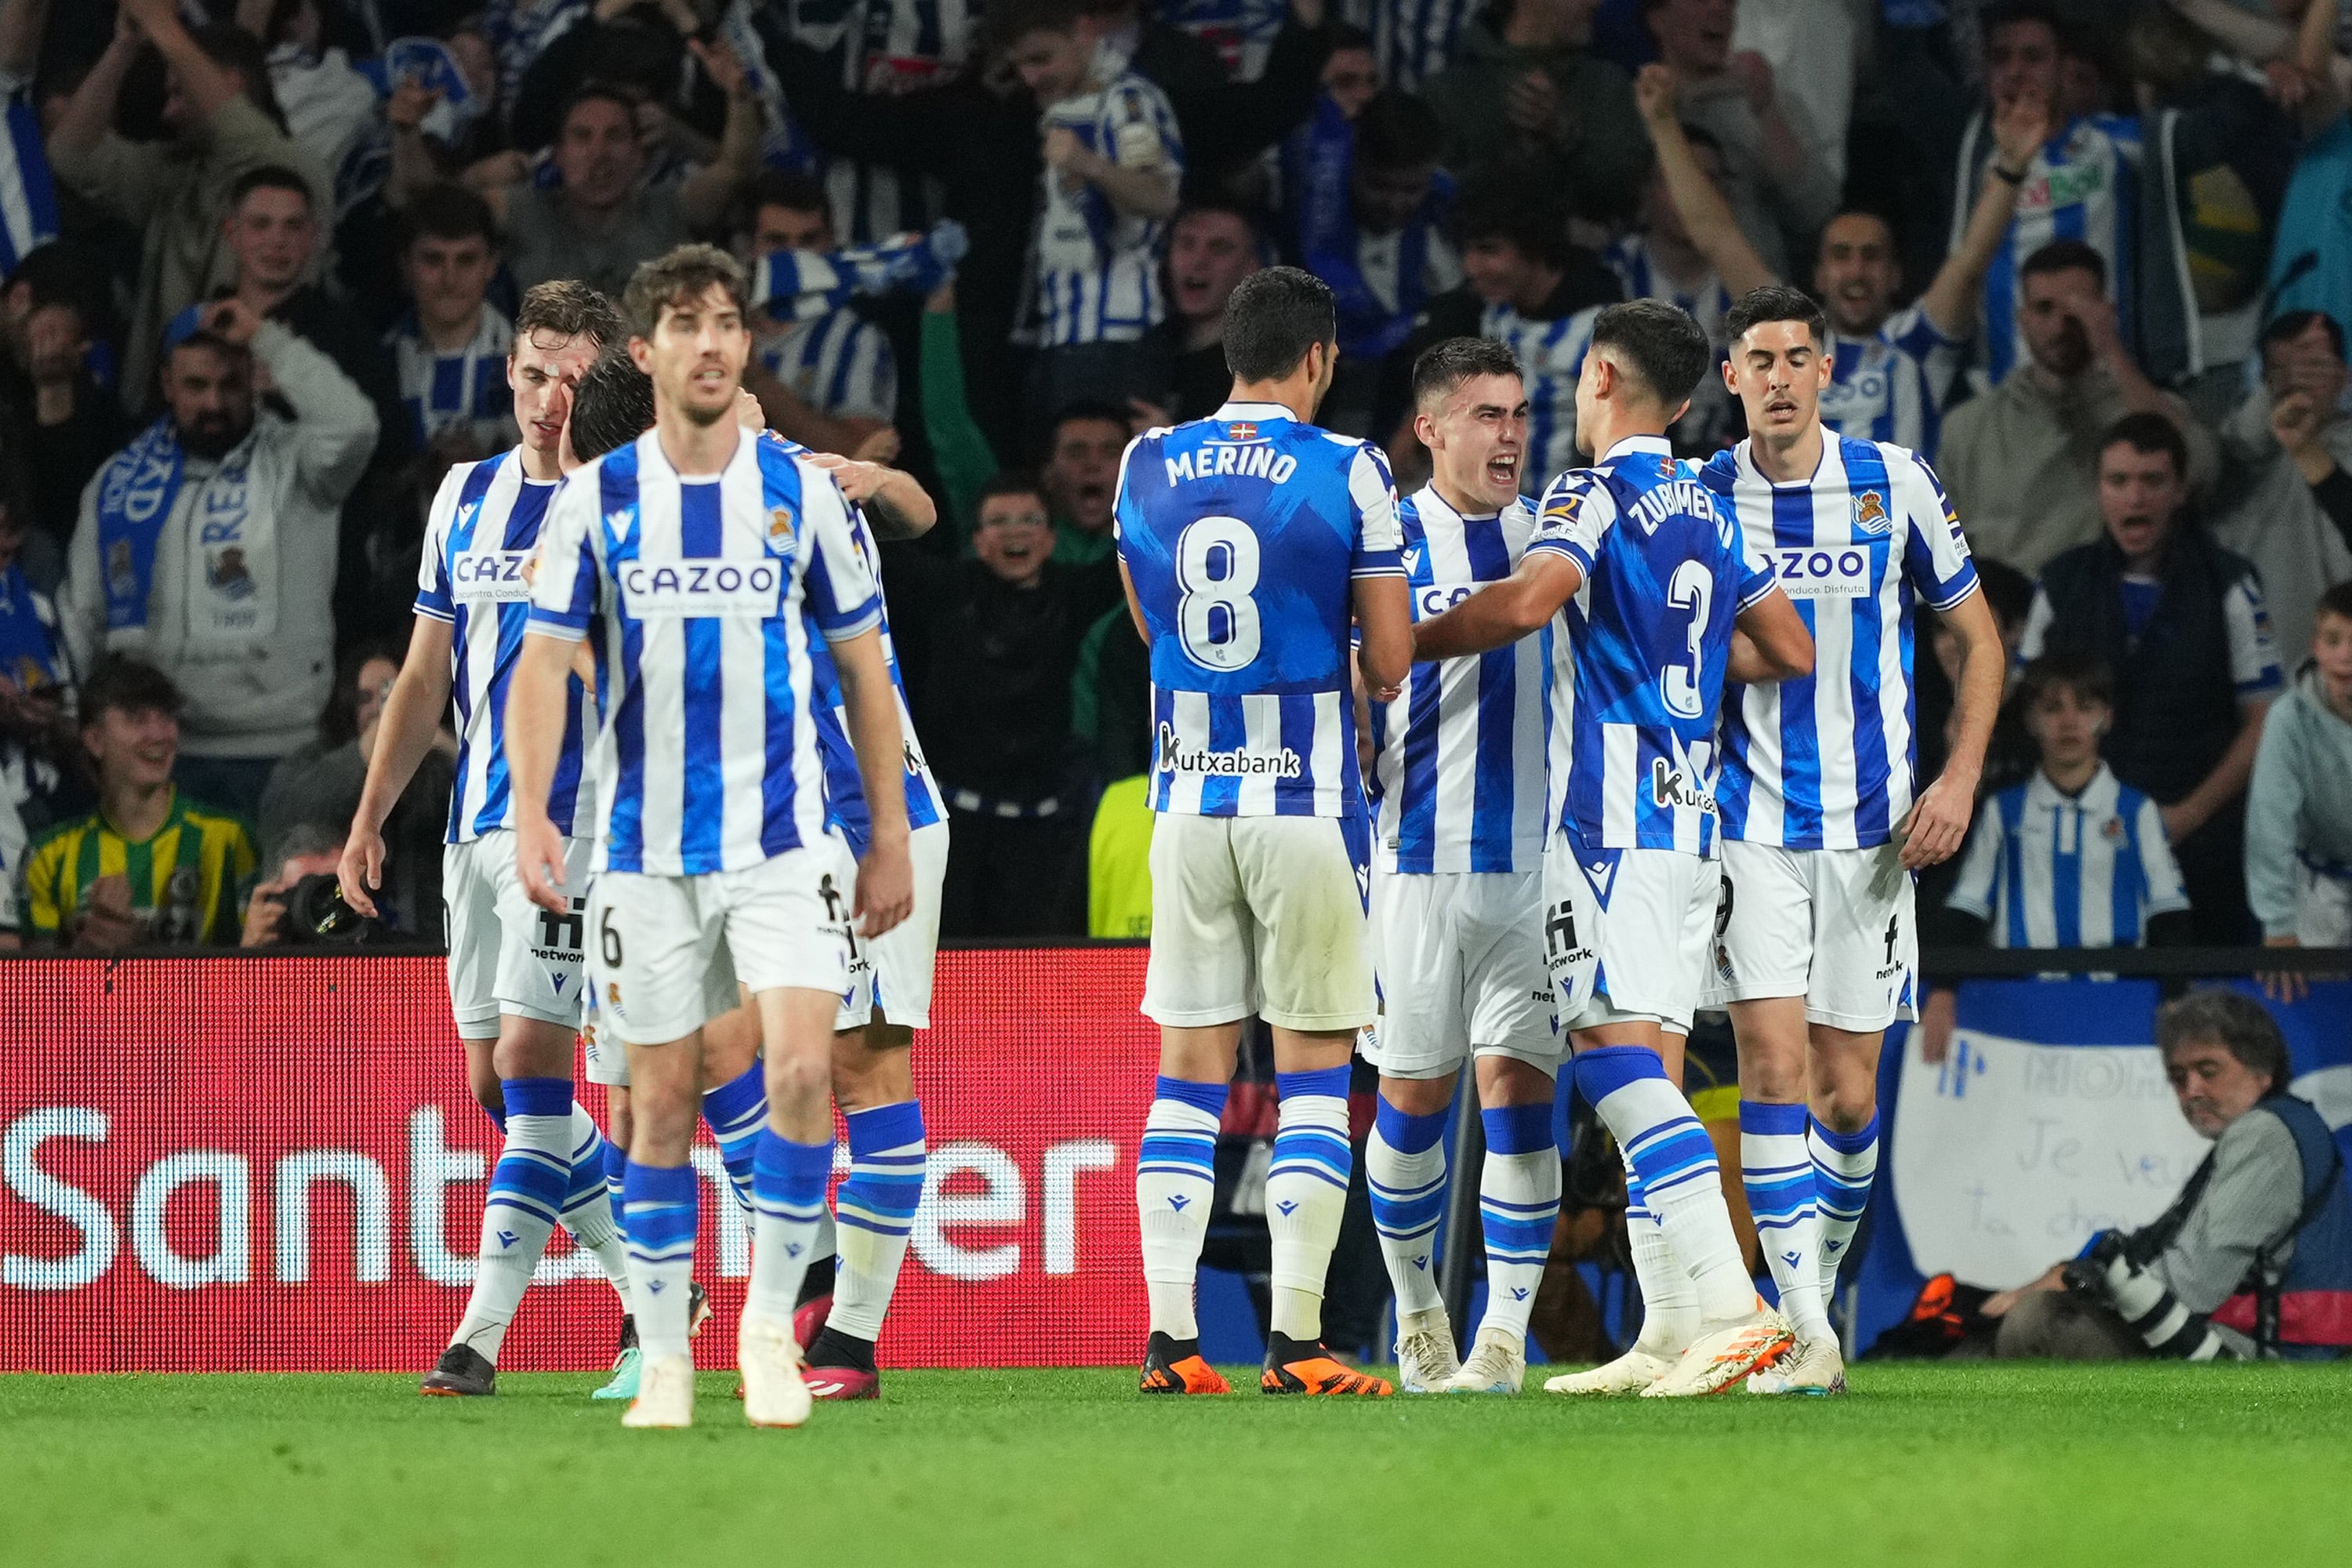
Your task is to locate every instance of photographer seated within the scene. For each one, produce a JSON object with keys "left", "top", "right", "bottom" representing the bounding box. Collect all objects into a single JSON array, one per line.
[
  {"left": 23, "top": 659, "right": 257, "bottom": 949},
  {"left": 1984, "top": 992, "right": 2352, "bottom": 1361}
]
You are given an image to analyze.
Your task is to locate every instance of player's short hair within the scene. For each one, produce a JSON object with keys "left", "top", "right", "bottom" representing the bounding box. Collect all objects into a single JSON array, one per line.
[
  {"left": 977, "top": 468, "right": 1049, "bottom": 514},
  {"left": 1223, "top": 266, "right": 1336, "bottom": 383},
  {"left": 79, "top": 656, "right": 183, "bottom": 725},
  {"left": 1588, "top": 299, "right": 1711, "bottom": 408},
  {"left": 996, "top": 0, "right": 1091, "bottom": 43},
  {"left": 2154, "top": 989, "right": 2288, "bottom": 1095},
  {"left": 566, "top": 350, "right": 656, "bottom": 463},
  {"left": 398, "top": 182, "right": 499, "bottom": 252},
  {"left": 2318, "top": 580, "right": 2352, "bottom": 626},
  {"left": 1354, "top": 91, "right": 1443, "bottom": 172},
  {"left": 1454, "top": 178, "right": 1570, "bottom": 270},
  {"left": 227, "top": 164, "right": 313, "bottom": 214},
  {"left": 2261, "top": 308, "right": 2346, "bottom": 363},
  {"left": 2020, "top": 238, "right": 2107, "bottom": 293},
  {"left": 515, "top": 279, "right": 623, "bottom": 352},
  {"left": 622, "top": 243, "right": 750, "bottom": 339},
  {"left": 1410, "top": 336, "right": 1524, "bottom": 412},
  {"left": 2017, "top": 648, "right": 2113, "bottom": 712},
  {"left": 1723, "top": 284, "right": 1830, "bottom": 351},
  {"left": 2099, "top": 411, "right": 2188, "bottom": 480}
]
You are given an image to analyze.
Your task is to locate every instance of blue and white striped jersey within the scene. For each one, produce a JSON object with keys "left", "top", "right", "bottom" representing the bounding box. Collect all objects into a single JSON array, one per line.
[
  {"left": 527, "top": 430, "right": 882, "bottom": 876},
  {"left": 1116, "top": 400, "right": 1404, "bottom": 818},
  {"left": 752, "top": 432, "right": 946, "bottom": 851},
  {"left": 414, "top": 449, "right": 593, "bottom": 842},
  {"left": 1483, "top": 301, "right": 1600, "bottom": 496},
  {"left": 757, "top": 307, "right": 897, "bottom": 423},
  {"left": 1370, "top": 485, "right": 1549, "bottom": 873},
  {"left": 1530, "top": 436, "right": 1776, "bottom": 855},
  {"left": 1961, "top": 111, "right": 2140, "bottom": 385},
  {"left": 1948, "top": 763, "right": 2187, "bottom": 948},
  {"left": 0, "top": 70, "right": 59, "bottom": 278},
  {"left": 387, "top": 306, "right": 515, "bottom": 452},
  {"left": 787, "top": 0, "right": 978, "bottom": 241},
  {"left": 1822, "top": 306, "right": 1958, "bottom": 457},
  {"left": 1701, "top": 434, "right": 1981, "bottom": 851},
  {"left": 1026, "top": 70, "right": 1184, "bottom": 347}
]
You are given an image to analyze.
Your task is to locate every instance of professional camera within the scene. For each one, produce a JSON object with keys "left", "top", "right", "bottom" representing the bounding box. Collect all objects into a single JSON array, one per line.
[
  {"left": 278, "top": 874, "right": 385, "bottom": 945},
  {"left": 2063, "top": 1229, "right": 2238, "bottom": 1359}
]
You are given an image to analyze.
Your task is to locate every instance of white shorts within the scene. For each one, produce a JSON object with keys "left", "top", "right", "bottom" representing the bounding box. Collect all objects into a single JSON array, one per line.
[
  {"left": 839, "top": 820, "right": 951, "bottom": 1032},
  {"left": 1701, "top": 839, "right": 1917, "bottom": 1033},
  {"left": 580, "top": 978, "right": 627, "bottom": 1087},
  {"left": 1363, "top": 866, "right": 1562, "bottom": 1080},
  {"left": 1142, "top": 812, "right": 1375, "bottom": 1033},
  {"left": 586, "top": 837, "right": 858, "bottom": 1050},
  {"left": 443, "top": 830, "right": 592, "bottom": 1035},
  {"left": 1543, "top": 830, "right": 1716, "bottom": 1035}
]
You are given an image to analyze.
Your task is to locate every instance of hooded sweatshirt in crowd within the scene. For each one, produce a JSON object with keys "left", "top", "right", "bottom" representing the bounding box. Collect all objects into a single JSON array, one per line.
[{"left": 2245, "top": 663, "right": 2352, "bottom": 940}]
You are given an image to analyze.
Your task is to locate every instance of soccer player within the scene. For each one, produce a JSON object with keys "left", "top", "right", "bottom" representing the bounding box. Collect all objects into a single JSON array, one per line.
[
  {"left": 340, "top": 281, "right": 633, "bottom": 1397},
  {"left": 511, "top": 244, "right": 913, "bottom": 1430},
  {"left": 1361, "top": 337, "right": 1561, "bottom": 1396},
  {"left": 1118, "top": 265, "right": 1411, "bottom": 1399},
  {"left": 1411, "top": 299, "right": 1816, "bottom": 1398},
  {"left": 1697, "top": 284, "right": 2007, "bottom": 1395}
]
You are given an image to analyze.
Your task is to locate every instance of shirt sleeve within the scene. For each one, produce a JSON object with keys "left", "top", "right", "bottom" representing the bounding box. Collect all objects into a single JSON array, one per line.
[
  {"left": 2150, "top": 1109, "right": 2307, "bottom": 1312},
  {"left": 526, "top": 472, "right": 602, "bottom": 642},
  {"left": 1348, "top": 444, "right": 1405, "bottom": 577},
  {"left": 412, "top": 463, "right": 468, "bottom": 623},
  {"left": 797, "top": 463, "right": 884, "bottom": 641},
  {"left": 1732, "top": 519, "right": 1777, "bottom": 610},
  {"left": 1112, "top": 430, "right": 1149, "bottom": 550},
  {"left": 1525, "top": 471, "right": 1609, "bottom": 579},
  {"left": 24, "top": 833, "right": 61, "bottom": 939},
  {"left": 2221, "top": 573, "right": 2285, "bottom": 698},
  {"left": 1893, "top": 448, "right": 1980, "bottom": 612},
  {"left": 1946, "top": 800, "right": 2005, "bottom": 921},
  {"left": 2133, "top": 790, "right": 2191, "bottom": 920}
]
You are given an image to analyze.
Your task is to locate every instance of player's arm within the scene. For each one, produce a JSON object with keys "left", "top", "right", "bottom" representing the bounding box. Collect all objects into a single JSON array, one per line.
[
  {"left": 830, "top": 625, "right": 914, "bottom": 939},
  {"left": 804, "top": 454, "right": 938, "bottom": 541},
  {"left": 338, "top": 612, "right": 456, "bottom": 916},
  {"left": 1633, "top": 64, "right": 1775, "bottom": 298},
  {"left": 1118, "top": 554, "right": 1150, "bottom": 648},
  {"left": 1355, "top": 573, "right": 1413, "bottom": 698},
  {"left": 506, "top": 630, "right": 578, "bottom": 914},
  {"left": 1412, "top": 551, "right": 1582, "bottom": 662},
  {"left": 1917, "top": 89, "right": 2048, "bottom": 341},
  {"left": 1727, "top": 586, "right": 1813, "bottom": 682},
  {"left": 1905, "top": 586, "right": 2004, "bottom": 869}
]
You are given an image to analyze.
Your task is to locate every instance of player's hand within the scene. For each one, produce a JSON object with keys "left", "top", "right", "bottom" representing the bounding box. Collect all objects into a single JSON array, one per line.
[
  {"left": 336, "top": 828, "right": 387, "bottom": 920},
  {"left": 1918, "top": 985, "right": 1958, "bottom": 1065},
  {"left": 1989, "top": 87, "right": 2048, "bottom": 172},
  {"left": 853, "top": 837, "right": 913, "bottom": 940},
  {"left": 2259, "top": 935, "right": 2310, "bottom": 1005},
  {"left": 1633, "top": 63, "right": 1679, "bottom": 125},
  {"left": 808, "top": 452, "right": 891, "bottom": 503},
  {"left": 734, "top": 386, "right": 767, "bottom": 432},
  {"left": 1899, "top": 769, "right": 1974, "bottom": 869},
  {"left": 517, "top": 816, "right": 572, "bottom": 914},
  {"left": 240, "top": 879, "right": 289, "bottom": 948}
]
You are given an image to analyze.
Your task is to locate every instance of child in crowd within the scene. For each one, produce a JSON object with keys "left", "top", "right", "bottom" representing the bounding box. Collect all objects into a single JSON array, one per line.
[{"left": 2248, "top": 582, "right": 2352, "bottom": 999}]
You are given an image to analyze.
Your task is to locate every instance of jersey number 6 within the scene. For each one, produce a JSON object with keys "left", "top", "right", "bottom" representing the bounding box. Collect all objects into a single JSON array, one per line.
[{"left": 1174, "top": 515, "right": 1261, "bottom": 670}]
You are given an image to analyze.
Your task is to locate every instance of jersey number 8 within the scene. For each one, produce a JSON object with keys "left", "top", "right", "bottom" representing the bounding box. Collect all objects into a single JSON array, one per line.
[{"left": 1175, "top": 515, "right": 1261, "bottom": 670}]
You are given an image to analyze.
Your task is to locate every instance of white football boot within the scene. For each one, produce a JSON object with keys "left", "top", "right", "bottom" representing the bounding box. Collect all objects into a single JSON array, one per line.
[
  {"left": 739, "top": 1311, "right": 814, "bottom": 1428},
  {"left": 1747, "top": 1335, "right": 1846, "bottom": 1396},
  {"left": 620, "top": 1353, "right": 695, "bottom": 1428},
  {"left": 1642, "top": 1305, "right": 1795, "bottom": 1398},
  {"left": 1443, "top": 1324, "right": 1526, "bottom": 1394},
  {"left": 1542, "top": 1343, "right": 1679, "bottom": 1396},
  {"left": 1394, "top": 1307, "right": 1462, "bottom": 1393}
]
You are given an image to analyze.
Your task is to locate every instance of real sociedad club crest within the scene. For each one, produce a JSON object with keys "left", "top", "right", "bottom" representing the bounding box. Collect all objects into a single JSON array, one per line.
[
  {"left": 1852, "top": 488, "right": 1891, "bottom": 535},
  {"left": 768, "top": 504, "right": 796, "bottom": 547}
]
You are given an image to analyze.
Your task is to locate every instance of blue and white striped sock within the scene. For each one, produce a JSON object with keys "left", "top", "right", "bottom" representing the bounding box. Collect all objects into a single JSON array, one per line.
[
  {"left": 601, "top": 1134, "right": 627, "bottom": 1221},
  {"left": 1810, "top": 1112, "right": 1880, "bottom": 1299},
  {"left": 1268, "top": 1066, "right": 1352, "bottom": 1341},
  {"left": 622, "top": 1161, "right": 699, "bottom": 1361},
  {"left": 747, "top": 1129, "right": 833, "bottom": 1323},
  {"left": 1624, "top": 1168, "right": 1698, "bottom": 1354},
  {"left": 1136, "top": 1076, "right": 1225, "bottom": 1339},
  {"left": 1573, "top": 1047, "right": 1755, "bottom": 1323},
  {"left": 829, "top": 1101, "right": 925, "bottom": 1344},
  {"left": 1741, "top": 1099, "right": 1830, "bottom": 1341},
  {"left": 1477, "top": 1103, "right": 1560, "bottom": 1341},
  {"left": 1366, "top": 1095, "right": 1449, "bottom": 1319},
  {"left": 558, "top": 1105, "right": 630, "bottom": 1305},
  {"left": 700, "top": 1060, "right": 768, "bottom": 1219},
  {"left": 451, "top": 1076, "right": 572, "bottom": 1363}
]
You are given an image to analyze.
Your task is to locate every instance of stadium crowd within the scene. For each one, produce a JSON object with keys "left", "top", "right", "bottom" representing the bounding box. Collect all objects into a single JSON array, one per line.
[{"left": 0, "top": 0, "right": 2346, "bottom": 963}]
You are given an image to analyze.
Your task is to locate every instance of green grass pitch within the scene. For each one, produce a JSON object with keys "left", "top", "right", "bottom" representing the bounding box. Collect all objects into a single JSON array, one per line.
[{"left": 3, "top": 1363, "right": 2348, "bottom": 1566}]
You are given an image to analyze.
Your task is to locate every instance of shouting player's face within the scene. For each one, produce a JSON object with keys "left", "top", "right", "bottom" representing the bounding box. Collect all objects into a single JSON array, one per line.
[
  {"left": 1813, "top": 214, "right": 1900, "bottom": 336},
  {"left": 509, "top": 328, "right": 601, "bottom": 458},
  {"left": 1723, "top": 319, "right": 1828, "bottom": 445},
  {"left": 1417, "top": 371, "right": 1526, "bottom": 510},
  {"left": 636, "top": 281, "right": 750, "bottom": 428}
]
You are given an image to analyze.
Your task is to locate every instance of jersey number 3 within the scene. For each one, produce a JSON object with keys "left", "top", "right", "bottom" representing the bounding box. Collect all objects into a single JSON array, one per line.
[
  {"left": 1661, "top": 559, "right": 1713, "bottom": 719},
  {"left": 1175, "top": 516, "right": 1261, "bottom": 670}
]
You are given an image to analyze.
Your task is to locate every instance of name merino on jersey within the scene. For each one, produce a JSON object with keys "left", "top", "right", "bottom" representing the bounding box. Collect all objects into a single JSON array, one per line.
[
  {"left": 415, "top": 449, "right": 594, "bottom": 841},
  {"left": 1700, "top": 435, "right": 1980, "bottom": 851},
  {"left": 1370, "top": 485, "right": 1549, "bottom": 873},
  {"left": 1116, "top": 401, "right": 1403, "bottom": 817},
  {"left": 1531, "top": 437, "right": 1777, "bottom": 855},
  {"left": 526, "top": 429, "right": 881, "bottom": 877}
]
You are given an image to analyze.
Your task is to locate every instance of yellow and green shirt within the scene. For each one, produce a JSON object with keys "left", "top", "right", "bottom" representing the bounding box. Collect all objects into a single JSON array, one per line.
[{"left": 24, "top": 790, "right": 258, "bottom": 946}]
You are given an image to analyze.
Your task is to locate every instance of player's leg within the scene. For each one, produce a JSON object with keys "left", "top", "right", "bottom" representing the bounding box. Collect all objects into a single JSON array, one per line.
[
  {"left": 699, "top": 992, "right": 767, "bottom": 1219},
  {"left": 1135, "top": 814, "right": 1248, "bottom": 1394},
  {"left": 581, "top": 1003, "right": 648, "bottom": 1400},
  {"left": 1361, "top": 866, "right": 1465, "bottom": 1390},
  {"left": 1249, "top": 815, "right": 1389, "bottom": 1398},
  {"left": 1808, "top": 1022, "right": 1884, "bottom": 1298},
  {"left": 803, "top": 1018, "right": 919, "bottom": 1397}
]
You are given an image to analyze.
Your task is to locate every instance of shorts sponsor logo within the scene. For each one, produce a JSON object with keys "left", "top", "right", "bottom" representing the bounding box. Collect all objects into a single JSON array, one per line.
[{"left": 1155, "top": 723, "right": 1302, "bottom": 779}]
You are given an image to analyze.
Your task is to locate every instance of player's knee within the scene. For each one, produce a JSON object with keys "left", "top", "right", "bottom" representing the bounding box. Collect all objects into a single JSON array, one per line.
[
  {"left": 1377, "top": 1070, "right": 1456, "bottom": 1118},
  {"left": 607, "top": 1089, "right": 633, "bottom": 1151},
  {"left": 1475, "top": 1054, "right": 1554, "bottom": 1108},
  {"left": 1736, "top": 1041, "right": 1809, "bottom": 1103},
  {"left": 490, "top": 1015, "right": 574, "bottom": 1081},
  {"left": 764, "top": 1046, "right": 830, "bottom": 1107},
  {"left": 832, "top": 1026, "right": 913, "bottom": 1110},
  {"left": 466, "top": 1057, "right": 503, "bottom": 1115}
]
